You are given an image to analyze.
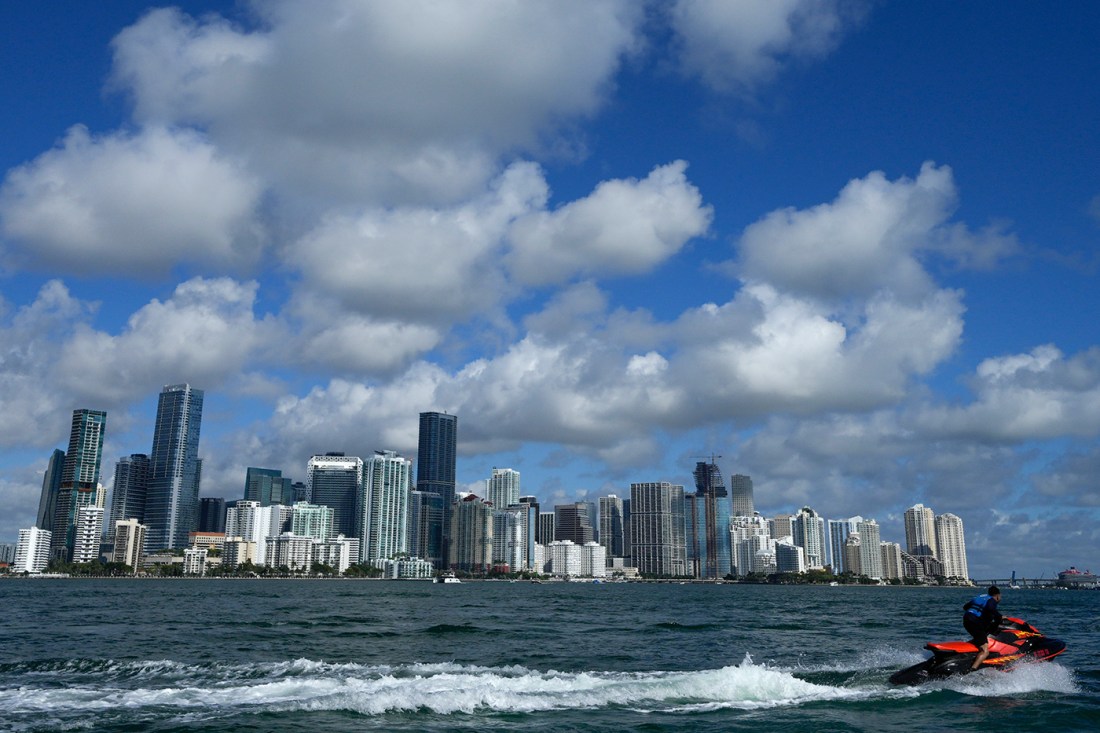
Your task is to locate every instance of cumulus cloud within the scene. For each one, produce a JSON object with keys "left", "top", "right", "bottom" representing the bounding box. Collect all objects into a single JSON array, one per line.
[
  {"left": 109, "top": 1, "right": 643, "bottom": 207},
  {"left": 506, "top": 160, "right": 712, "bottom": 285},
  {"left": 915, "top": 345, "right": 1100, "bottom": 442},
  {"left": 669, "top": 0, "right": 866, "bottom": 93},
  {"left": 0, "top": 126, "right": 264, "bottom": 276}
]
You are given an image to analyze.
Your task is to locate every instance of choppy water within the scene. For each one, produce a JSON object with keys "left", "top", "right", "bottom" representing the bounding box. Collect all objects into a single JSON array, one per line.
[{"left": 1, "top": 580, "right": 1098, "bottom": 732}]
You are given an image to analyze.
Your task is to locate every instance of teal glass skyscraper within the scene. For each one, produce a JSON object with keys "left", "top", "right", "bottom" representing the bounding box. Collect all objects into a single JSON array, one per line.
[
  {"left": 145, "top": 384, "right": 204, "bottom": 551},
  {"left": 417, "top": 411, "right": 456, "bottom": 567},
  {"left": 49, "top": 409, "right": 107, "bottom": 560}
]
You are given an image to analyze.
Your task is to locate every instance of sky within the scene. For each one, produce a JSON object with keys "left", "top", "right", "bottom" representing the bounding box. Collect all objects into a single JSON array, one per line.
[{"left": 1, "top": 1, "right": 1098, "bottom": 580}]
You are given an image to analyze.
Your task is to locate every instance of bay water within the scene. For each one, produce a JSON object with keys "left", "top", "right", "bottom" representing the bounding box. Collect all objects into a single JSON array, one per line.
[{"left": 2, "top": 579, "right": 1098, "bottom": 732}]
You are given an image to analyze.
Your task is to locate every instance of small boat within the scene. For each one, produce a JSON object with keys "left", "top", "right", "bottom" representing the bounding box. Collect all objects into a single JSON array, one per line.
[{"left": 434, "top": 572, "right": 461, "bottom": 584}]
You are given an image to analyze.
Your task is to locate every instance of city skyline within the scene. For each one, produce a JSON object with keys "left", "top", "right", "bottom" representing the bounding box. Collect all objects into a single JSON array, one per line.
[{"left": 2, "top": 3, "right": 1099, "bottom": 579}]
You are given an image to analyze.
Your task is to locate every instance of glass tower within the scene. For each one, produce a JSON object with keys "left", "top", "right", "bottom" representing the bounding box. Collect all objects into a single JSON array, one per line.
[
  {"left": 36, "top": 448, "right": 65, "bottom": 531},
  {"left": 307, "top": 453, "right": 363, "bottom": 539},
  {"left": 686, "top": 461, "right": 732, "bottom": 579},
  {"left": 50, "top": 409, "right": 107, "bottom": 560},
  {"left": 416, "top": 411, "right": 456, "bottom": 565},
  {"left": 360, "top": 450, "right": 411, "bottom": 565},
  {"left": 145, "top": 384, "right": 204, "bottom": 551},
  {"left": 245, "top": 467, "right": 294, "bottom": 506},
  {"left": 107, "top": 453, "right": 150, "bottom": 542}
]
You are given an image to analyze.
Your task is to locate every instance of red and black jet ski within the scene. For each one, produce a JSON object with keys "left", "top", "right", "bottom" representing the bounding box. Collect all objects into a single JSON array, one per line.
[{"left": 889, "top": 616, "right": 1066, "bottom": 685}]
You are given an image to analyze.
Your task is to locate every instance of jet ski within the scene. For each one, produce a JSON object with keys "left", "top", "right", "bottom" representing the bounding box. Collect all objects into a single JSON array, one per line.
[{"left": 889, "top": 616, "right": 1066, "bottom": 685}]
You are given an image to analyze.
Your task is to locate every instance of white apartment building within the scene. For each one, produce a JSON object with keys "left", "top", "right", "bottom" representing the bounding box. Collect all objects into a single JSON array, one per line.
[
  {"left": 226, "top": 501, "right": 291, "bottom": 565},
  {"left": 486, "top": 467, "right": 521, "bottom": 509},
  {"left": 14, "top": 527, "right": 52, "bottom": 573},
  {"left": 492, "top": 507, "right": 527, "bottom": 571},
  {"left": 904, "top": 504, "right": 938, "bottom": 558},
  {"left": 381, "top": 556, "right": 434, "bottom": 579},
  {"left": 222, "top": 537, "right": 258, "bottom": 568},
  {"left": 313, "top": 534, "right": 356, "bottom": 573},
  {"left": 360, "top": 450, "right": 411, "bottom": 565},
  {"left": 183, "top": 546, "right": 208, "bottom": 576},
  {"left": 935, "top": 512, "right": 969, "bottom": 581},
  {"left": 71, "top": 506, "right": 104, "bottom": 564},
  {"left": 880, "top": 541, "right": 904, "bottom": 580},
  {"left": 112, "top": 519, "right": 146, "bottom": 572},
  {"left": 265, "top": 532, "right": 313, "bottom": 572},
  {"left": 857, "top": 519, "right": 883, "bottom": 580}
]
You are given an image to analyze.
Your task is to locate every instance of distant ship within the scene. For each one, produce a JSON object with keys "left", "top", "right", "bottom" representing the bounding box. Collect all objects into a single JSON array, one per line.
[
  {"left": 1056, "top": 566, "right": 1097, "bottom": 588},
  {"left": 434, "top": 571, "right": 461, "bottom": 584}
]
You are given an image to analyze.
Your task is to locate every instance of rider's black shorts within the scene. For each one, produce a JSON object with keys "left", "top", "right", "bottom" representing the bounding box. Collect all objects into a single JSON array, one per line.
[{"left": 963, "top": 614, "right": 989, "bottom": 645}]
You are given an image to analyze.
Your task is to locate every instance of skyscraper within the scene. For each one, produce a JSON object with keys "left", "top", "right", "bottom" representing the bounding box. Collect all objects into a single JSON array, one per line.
[
  {"left": 36, "top": 449, "right": 64, "bottom": 532},
  {"left": 197, "top": 497, "right": 226, "bottom": 533},
  {"left": 107, "top": 453, "right": 149, "bottom": 542},
  {"left": 486, "top": 467, "right": 520, "bottom": 509},
  {"left": 554, "top": 502, "right": 596, "bottom": 545},
  {"left": 448, "top": 494, "right": 492, "bottom": 573},
  {"left": 792, "top": 506, "right": 826, "bottom": 569},
  {"left": 51, "top": 409, "right": 107, "bottom": 560},
  {"left": 856, "top": 518, "right": 883, "bottom": 580},
  {"left": 145, "top": 384, "right": 204, "bottom": 551},
  {"left": 408, "top": 490, "right": 444, "bottom": 565},
  {"left": 417, "top": 411, "right": 457, "bottom": 561},
  {"left": 904, "top": 503, "right": 937, "bottom": 558},
  {"left": 686, "top": 461, "right": 732, "bottom": 579},
  {"left": 629, "top": 482, "right": 686, "bottom": 577},
  {"left": 245, "top": 467, "right": 294, "bottom": 506},
  {"left": 360, "top": 450, "right": 411, "bottom": 565},
  {"left": 934, "top": 512, "right": 969, "bottom": 581},
  {"left": 826, "top": 516, "right": 862, "bottom": 574},
  {"left": 307, "top": 453, "right": 363, "bottom": 538},
  {"left": 730, "top": 474, "right": 754, "bottom": 517},
  {"left": 598, "top": 495, "right": 627, "bottom": 559}
]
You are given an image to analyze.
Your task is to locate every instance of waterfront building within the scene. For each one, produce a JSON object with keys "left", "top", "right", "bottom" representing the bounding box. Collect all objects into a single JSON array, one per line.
[
  {"left": 245, "top": 467, "right": 295, "bottom": 506},
  {"left": 448, "top": 494, "right": 493, "bottom": 573},
  {"left": 768, "top": 513, "right": 793, "bottom": 541},
  {"left": 491, "top": 507, "right": 526, "bottom": 571},
  {"left": 934, "top": 512, "right": 969, "bottom": 581},
  {"left": 827, "top": 517, "right": 862, "bottom": 574},
  {"left": 730, "top": 514, "right": 769, "bottom": 577},
  {"left": 486, "top": 467, "right": 520, "bottom": 509},
  {"left": 145, "top": 384, "right": 204, "bottom": 551},
  {"left": 554, "top": 502, "right": 596, "bottom": 545},
  {"left": 417, "top": 411, "right": 457, "bottom": 561},
  {"left": 290, "top": 501, "right": 334, "bottom": 541},
  {"left": 880, "top": 541, "right": 904, "bottom": 580},
  {"left": 14, "top": 527, "right": 52, "bottom": 573},
  {"left": 775, "top": 540, "right": 807, "bottom": 573},
  {"left": 753, "top": 545, "right": 777, "bottom": 575},
  {"left": 844, "top": 533, "right": 862, "bottom": 576},
  {"left": 548, "top": 540, "right": 582, "bottom": 577},
  {"left": 538, "top": 512, "right": 556, "bottom": 545},
  {"left": 183, "top": 546, "right": 208, "bottom": 575},
  {"left": 0, "top": 543, "right": 15, "bottom": 564},
  {"left": 107, "top": 454, "right": 150, "bottom": 542},
  {"left": 730, "top": 474, "right": 755, "bottom": 517},
  {"left": 792, "top": 507, "right": 826, "bottom": 569},
  {"left": 36, "top": 449, "right": 65, "bottom": 532},
  {"left": 188, "top": 532, "right": 226, "bottom": 553},
  {"left": 686, "top": 461, "right": 732, "bottom": 579},
  {"left": 629, "top": 482, "right": 686, "bottom": 577},
  {"left": 265, "top": 532, "right": 313, "bottom": 571},
  {"left": 197, "top": 497, "right": 226, "bottom": 533},
  {"left": 408, "top": 490, "right": 444, "bottom": 568},
  {"left": 904, "top": 504, "right": 938, "bottom": 559},
  {"left": 598, "top": 494, "right": 627, "bottom": 561},
  {"left": 900, "top": 550, "right": 925, "bottom": 580},
  {"left": 381, "top": 556, "right": 434, "bottom": 579},
  {"left": 111, "top": 519, "right": 146, "bottom": 571},
  {"left": 71, "top": 506, "right": 104, "bottom": 564},
  {"left": 225, "top": 501, "right": 291, "bottom": 564},
  {"left": 222, "top": 537, "right": 258, "bottom": 568},
  {"left": 51, "top": 409, "right": 107, "bottom": 560},
  {"left": 856, "top": 519, "right": 883, "bottom": 580},
  {"left": 313, "top": 534, "right": 356, "bottom": 573},
  {"left": 360, "top": 450, "right": 411, "bottom": 565},
  {"left": 580, "top": 541, "right": 607, "bottom": 578},
  {"left": 306, "top": 453, "right": 363, "bottom": 538}
]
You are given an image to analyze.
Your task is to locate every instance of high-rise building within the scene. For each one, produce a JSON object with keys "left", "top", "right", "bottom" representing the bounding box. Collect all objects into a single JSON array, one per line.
[
  {"left": 448, "top": 494, "right": 492, "bottom": 573},
  {"left": 792, "top": 506, "right": 826, "bottom": 569},
  {"left": 197, "top": 497, "right": 226, "bottom": 533},
  {"left": 730, "top": 513, "right": 769, "bottom": 577},
  {"left": 629, "top": 482, "right": 686, "bottom": 577},
  {"left": 554, "top": 502, "right": 596, "bottom": 545},
  {"left": 417, "top": 411, "right": 457, "bottom": 560},
  {"left": 291, "top": 501, "right": 334, "bottom": 541},
  {"left": 686, "top": 461, "right": 732, "bottom": 579},
  {"left": 36, "top": 449, "right": 65, "bottom": 532},
  {"left": 107, "top": 453, "right": 149, "bottom": 542},
  {"left": 730, "top": 474, "right": 754, "bottom": 517},
  {"left": 112, "top": 518, "right": 146, "bottom": 572},
  {"left": 245, "top": 467, "right": 294, "bottom": 506},
  {"left": 491, "top": 507, "right": 526, "bottom": 571},
  {"left": 408, "top": 490, "right": 444, "bottom": 567},
  {"left": 145, "top": 384, "right": 204, "bottom": 551},
  {"left": 598, "top": 495, "right": 627, "bottom": 560},
  {"left": 769, "top": 514, "right": 794, "bottom": 541},
  {"left": 225, "top": 501, "right": 291, "bottom": 565},
  {"left": 826, "top": 517, "right": 862, "bottom": 574},
  {"left": 71, "top": 506, "right": 104, "bottom": 564},
  {"left": 934, "top": 512, "right": 969, "bottom": 581},
  {"left": 360, "top": 450, "right": 411, "bottom": 565},
  {"left": 880, "top": 541, "right": 904, "bottom": 580},
  {"left": 307, "top": 453, "right": 363, "bottom": 538},
  {"left": 538, "top": 512, "right": 556, "bottom": 545},
  {"left": 15, "top": 527, "right": 52, "bottom": 573},
  {"left": 856, "top": 518, "right": 883, "bottom": 580},
  {"left": 51, "top": 409, "right": 107, "bottom": 560},
  {"left": 486, "top": 467, "right": 520, "bottom": 509},
  {"left": 904, "top": 504, "right": 938, "bottom": 558}
]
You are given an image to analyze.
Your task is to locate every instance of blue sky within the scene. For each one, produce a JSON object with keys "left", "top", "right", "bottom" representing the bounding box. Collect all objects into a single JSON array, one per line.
[{"left": 2, "top": 1, "right": 1098, "bottom": 579}]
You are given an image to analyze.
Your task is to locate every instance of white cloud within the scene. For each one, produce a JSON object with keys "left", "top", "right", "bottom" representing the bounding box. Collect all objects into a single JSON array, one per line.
[
  {"left": 109, "top": 2, "right": 643, "bottom": 207},
  {"left": 0, "top": 126, "right": 263, "bottom": 276},
  {"left": 507, "top": 160, "right": 712, "bottom": 285},
  {"left": 669, "top": 0, "right": 865, "bottom": 93}
]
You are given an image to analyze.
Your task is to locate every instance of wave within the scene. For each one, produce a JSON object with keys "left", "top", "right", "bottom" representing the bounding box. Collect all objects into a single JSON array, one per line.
[{"left": 1, "top": 654, "right": 1079, "bottom": 720}]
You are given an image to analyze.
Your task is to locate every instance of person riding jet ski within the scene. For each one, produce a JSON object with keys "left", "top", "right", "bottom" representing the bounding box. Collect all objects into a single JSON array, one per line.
[{"left": 963, "top": 585, "right": 1003, "bottom": 670}]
